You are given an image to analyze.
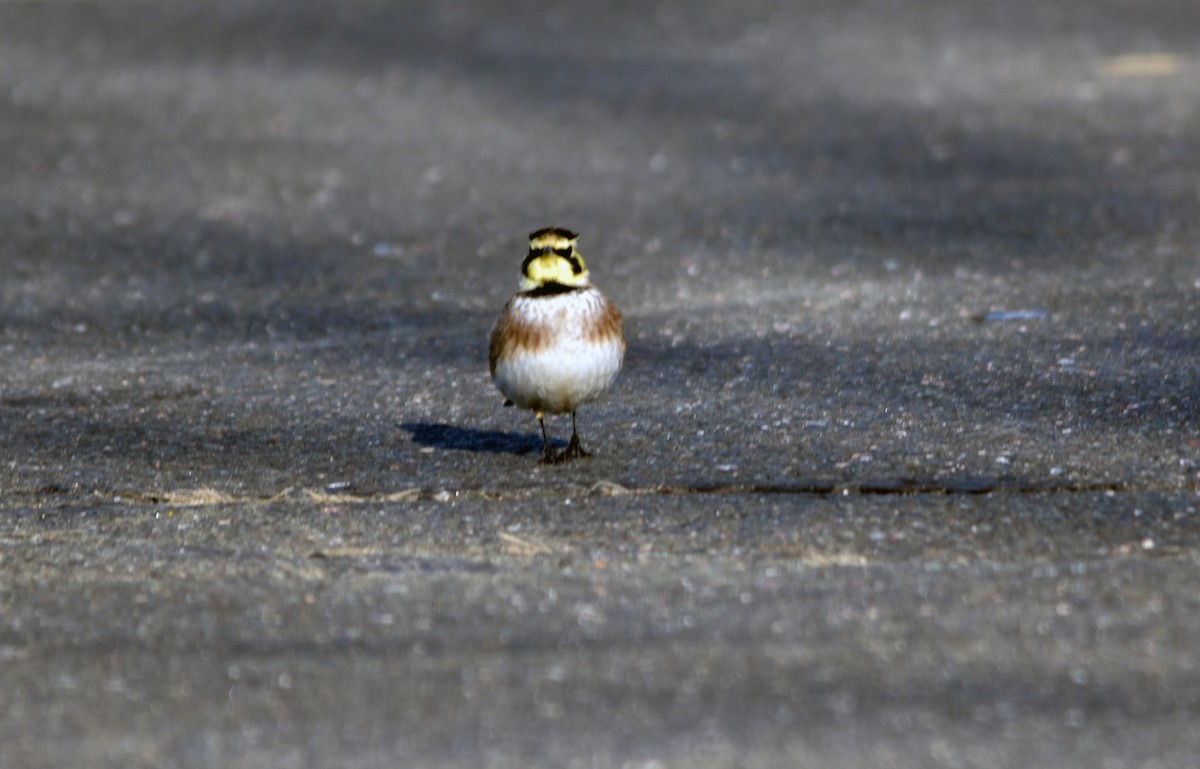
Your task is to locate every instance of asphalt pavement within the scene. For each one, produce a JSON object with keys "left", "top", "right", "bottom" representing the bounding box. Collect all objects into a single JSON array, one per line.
[{"left": 1, "top": 1, "right": 1198, "bottom": 767}]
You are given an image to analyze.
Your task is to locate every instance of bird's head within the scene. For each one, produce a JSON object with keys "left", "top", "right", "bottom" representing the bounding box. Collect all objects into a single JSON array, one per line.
[{"left": 520, "top": 227, "right": 589, "bottom": 292}]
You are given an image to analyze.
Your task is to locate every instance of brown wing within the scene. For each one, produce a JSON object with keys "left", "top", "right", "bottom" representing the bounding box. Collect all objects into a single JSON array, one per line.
[
  {"left": 489, "top": 297, "right": 554, "bottom": 377},
  {"left": 587, "top": 294, "right": 624, "bottom": 351},
  {"left": 488, "top": 301, "right": 511, "bottom": 377}
]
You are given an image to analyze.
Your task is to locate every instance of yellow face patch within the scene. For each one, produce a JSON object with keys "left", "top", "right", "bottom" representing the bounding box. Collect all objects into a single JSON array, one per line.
[{"left": 520, "top": 229, "right": 590, "bottom": 291}]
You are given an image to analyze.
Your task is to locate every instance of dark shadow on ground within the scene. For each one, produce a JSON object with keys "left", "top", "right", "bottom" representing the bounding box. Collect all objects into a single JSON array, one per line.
[{"left": 402, "top": 422, "right": 549, "bottom": 455}]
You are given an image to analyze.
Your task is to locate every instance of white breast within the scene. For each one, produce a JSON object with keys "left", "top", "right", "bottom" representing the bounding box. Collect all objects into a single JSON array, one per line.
[{"left": 492, "top": 289, "right": 624, "bottom": 415}]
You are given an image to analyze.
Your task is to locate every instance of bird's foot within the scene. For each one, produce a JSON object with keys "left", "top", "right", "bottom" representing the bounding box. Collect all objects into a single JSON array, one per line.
[{"left": 560, "top": 434, "right": 591, "bottom": 461}]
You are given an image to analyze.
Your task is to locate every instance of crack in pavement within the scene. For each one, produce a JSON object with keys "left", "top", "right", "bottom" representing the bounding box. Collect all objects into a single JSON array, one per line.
[{"left": 3, "top": 477, "right": 1193, "bottom": 512}]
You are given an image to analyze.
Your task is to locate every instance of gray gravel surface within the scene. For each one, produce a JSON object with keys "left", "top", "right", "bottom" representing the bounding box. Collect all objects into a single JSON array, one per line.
[{"left": 1, "top": 1, "right": 1198, "bottom": 767}]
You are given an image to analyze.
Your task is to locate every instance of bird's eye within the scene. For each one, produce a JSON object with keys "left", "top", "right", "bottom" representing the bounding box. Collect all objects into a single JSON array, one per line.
[{"left": 553, "top": 247, "right": 573, "bottom": 257}]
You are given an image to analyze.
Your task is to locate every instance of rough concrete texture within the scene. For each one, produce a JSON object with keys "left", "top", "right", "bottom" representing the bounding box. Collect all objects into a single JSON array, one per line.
[{"left": 1, "top": 1, "right": 1198, "bottom": 767}]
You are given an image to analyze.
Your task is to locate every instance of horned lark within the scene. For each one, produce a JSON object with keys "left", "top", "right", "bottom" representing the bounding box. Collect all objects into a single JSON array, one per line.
[{"left": 489, "top": 227, "right": 625, "bottom": 463}]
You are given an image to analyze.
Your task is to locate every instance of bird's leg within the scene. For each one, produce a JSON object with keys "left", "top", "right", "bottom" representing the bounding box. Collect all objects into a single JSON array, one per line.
[
  {"left": 537, "top": 414, "right": 558, "bottom": 464},
  {"left": 562, "top": 411, "right": 591, "bottom": 460}
]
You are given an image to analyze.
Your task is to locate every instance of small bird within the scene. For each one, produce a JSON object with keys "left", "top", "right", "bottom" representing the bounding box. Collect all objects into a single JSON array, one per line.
[{"left": 489, "top": 227, "right": 625, "bottom": 463}]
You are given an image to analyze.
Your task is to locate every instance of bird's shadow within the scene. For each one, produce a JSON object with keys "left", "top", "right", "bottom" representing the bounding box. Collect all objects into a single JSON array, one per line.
[{"left": 401, "top": 422, "right": 560, "bottom": 455}]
